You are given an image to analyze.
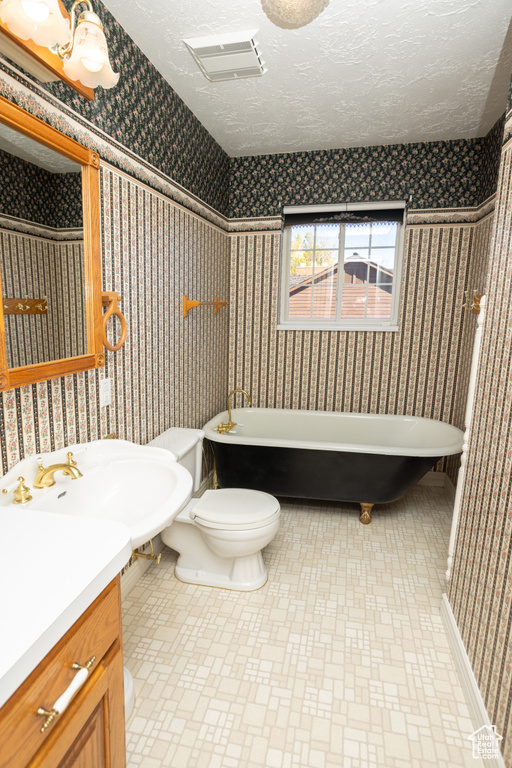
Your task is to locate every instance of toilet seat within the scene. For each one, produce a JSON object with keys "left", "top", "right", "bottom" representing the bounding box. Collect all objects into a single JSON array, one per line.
[{"left": 190, "top": 489, "right": 280, "bottom": 531}]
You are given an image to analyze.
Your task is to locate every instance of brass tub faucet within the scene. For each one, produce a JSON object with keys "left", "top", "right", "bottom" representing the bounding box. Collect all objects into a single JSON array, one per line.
[
  {"left": 216, "top": 389, "right": 252, "bottom": 434},
  {"left": 34, "top": 452, "right": 83, "bottom": 489}
]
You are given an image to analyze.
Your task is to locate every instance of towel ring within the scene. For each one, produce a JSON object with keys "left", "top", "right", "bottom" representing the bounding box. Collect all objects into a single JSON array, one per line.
[{"left": 101, "top": 291, "right": 127, "bottom": 352}]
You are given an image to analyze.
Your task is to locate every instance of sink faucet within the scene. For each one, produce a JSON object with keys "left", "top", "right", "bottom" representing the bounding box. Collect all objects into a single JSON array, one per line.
[
  {"left": 216, "top": 389, "right": 252, "bottom": 434},
  {"left": 34, "top": 452, "right": 83, "bottom": 489}
]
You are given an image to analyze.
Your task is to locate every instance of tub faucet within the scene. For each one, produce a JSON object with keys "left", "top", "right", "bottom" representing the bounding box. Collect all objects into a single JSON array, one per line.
[
  {"left": 217, "top": 389, "right": 252, "bottom": 434},
  {"left": 34, "top": 452, "right": 83, "bottom": 489}
]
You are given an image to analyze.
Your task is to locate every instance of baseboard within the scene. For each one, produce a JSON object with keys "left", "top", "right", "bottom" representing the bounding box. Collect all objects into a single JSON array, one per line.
[
  {"left": 418, "top": 470, "right": 445, "bottom": 487},
  {"left": 444, "top": 473, "right": 456, "bottom": 503},
  {"left": 417, "top": 471, "right": 456, "bottom": 503},
  {"left": 121, "top": 534, "right": 165, "bottom": 600},
  {"left": 441, "top": 594, "right": 506, "bottom": 766}
]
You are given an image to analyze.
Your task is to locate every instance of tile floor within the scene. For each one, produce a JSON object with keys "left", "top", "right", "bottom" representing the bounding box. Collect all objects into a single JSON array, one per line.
[{"left": 122, "top": 486, "right": 483, "bottom": 768}]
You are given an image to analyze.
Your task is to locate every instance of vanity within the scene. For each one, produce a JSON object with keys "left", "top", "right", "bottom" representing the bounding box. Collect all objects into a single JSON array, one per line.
[
  {"left": 0, "top": 38, "right": 134, "bottom": 768},
  {"left": 0, "top": 510, "right": 131, "bottom": 768},
  {"left": 0, "top": 437, "right": 192, "bottom": 768},
  {"left": 0, "top": 48, "right": 137, "bottom": 767}
]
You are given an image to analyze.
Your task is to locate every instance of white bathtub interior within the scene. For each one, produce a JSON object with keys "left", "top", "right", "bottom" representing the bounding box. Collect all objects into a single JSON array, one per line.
[{"left": 204, "top": 408, "right": 464, "bottom": 456}]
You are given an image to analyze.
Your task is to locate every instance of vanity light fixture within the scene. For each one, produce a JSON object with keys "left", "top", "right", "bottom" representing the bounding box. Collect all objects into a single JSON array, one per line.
[
  {"left": 56, "top": 0, "right": 118, "bottom": 89},
  {"left": 0, "top": 0, "right": 69, "bottom": 47},
  {"left": 261, "top": 0, "right": 330, "bottom": 29},
  {"left": 0, "top": 0, "right": 118, "bottom": 92}
]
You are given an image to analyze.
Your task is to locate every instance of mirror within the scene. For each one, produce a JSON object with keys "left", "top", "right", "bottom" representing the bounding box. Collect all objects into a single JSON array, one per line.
[
  {"left": 0, "top": 122, "right": 86, "bottom": 368},
  {"left": 0, "top": 95, "right": 103, "bottom": 391}
]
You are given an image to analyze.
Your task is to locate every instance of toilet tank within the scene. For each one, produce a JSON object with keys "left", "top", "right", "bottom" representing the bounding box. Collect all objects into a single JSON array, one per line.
[{"left": 147, "top": 428, "right": 205, "bottom": 492}]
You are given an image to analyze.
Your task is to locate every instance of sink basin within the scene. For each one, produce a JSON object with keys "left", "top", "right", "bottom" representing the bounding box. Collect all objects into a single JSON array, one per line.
[{"left": 0, "top": 440, "right": 193, "bottom": 549}]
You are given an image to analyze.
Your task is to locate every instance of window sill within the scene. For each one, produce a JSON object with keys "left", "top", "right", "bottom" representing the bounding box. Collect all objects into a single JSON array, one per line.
[{"left": 277, "top": 323, "right": 399, "bottom": 332}]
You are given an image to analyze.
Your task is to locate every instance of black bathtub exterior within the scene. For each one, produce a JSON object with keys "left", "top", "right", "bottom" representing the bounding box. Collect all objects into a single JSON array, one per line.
[{"left": 210, "top": 441, "right": 441, "bottom": 505}]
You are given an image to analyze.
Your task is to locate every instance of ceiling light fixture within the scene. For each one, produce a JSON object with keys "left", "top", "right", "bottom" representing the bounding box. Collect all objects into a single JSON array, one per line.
[
  {"left": 0, "top": 0, "right": 69, "bottom": 47},
  {"left": 261, "top": 0, "right": 330, "bottom": 29},
  {"left": 56, "top": 0, "right": 118, "bottom": 89}
]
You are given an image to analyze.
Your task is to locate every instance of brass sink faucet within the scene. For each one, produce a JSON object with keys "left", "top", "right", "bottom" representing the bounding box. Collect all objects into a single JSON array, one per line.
[
  {"left": 1, "top": 476, "right": 33, "bottom": 504},
  {"left": 34, "top": 452, "right": 83, "bottom": 489},
  {"left": 216, "top": 389, "right": 251, "bottom": 434}
]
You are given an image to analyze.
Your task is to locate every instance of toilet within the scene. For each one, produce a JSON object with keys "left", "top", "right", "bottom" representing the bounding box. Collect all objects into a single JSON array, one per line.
[{"left": 150, "top": 428, "right": 280, "bottom": 591}]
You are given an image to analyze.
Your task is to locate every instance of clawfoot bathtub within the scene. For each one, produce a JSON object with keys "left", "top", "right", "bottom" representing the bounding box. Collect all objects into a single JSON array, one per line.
[{"left": 203, "top": 408, "right": 463, "bottom": 524}]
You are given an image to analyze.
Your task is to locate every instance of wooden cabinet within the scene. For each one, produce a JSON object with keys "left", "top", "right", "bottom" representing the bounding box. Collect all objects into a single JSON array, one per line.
[{"left": 0, "top": 577, "right": 126, "bottom": 768}]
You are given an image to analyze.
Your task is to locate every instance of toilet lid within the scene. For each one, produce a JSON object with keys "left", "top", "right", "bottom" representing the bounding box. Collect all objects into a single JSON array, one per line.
[{"left": 190, "top": 489, "right": 280, "bottom": 530}]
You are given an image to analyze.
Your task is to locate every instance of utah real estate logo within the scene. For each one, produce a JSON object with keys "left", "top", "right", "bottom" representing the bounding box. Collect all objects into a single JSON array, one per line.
[{"left": 468, "top": 725, "right": 503, "bottom": 760}]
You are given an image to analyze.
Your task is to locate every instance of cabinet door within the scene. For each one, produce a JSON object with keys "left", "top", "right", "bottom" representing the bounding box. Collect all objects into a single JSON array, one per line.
[
  {"left": 30, "top": 640, "right": 125, "bottom": 768},
  {"left": 0, "top": 579, "right": 121, "bottom": 768},
  {"left": 57, "top": 702, "right": 107, "bottom": 768}
]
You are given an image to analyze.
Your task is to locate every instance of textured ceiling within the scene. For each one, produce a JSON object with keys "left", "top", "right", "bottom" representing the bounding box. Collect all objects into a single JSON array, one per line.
[
  {"left": 0, "top": 124, "right": 80, "bottom": 173},
  {"left": 102, "top": 0, "right": 512, "bottom": 157}
]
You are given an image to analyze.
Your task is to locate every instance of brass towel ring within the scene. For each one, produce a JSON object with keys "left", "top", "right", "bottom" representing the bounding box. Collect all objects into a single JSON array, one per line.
[{"left": 101, "top": 291, "right": 127, "bottom": 352}]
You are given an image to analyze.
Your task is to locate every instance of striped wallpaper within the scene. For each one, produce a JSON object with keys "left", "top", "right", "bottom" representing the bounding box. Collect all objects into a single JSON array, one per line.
[
  {"left": 0, "top": 229, "right": 85, "bottom": 368},
  {"left": 449, "top": 212, "right": 495, "bottom": 435},
  {"left": 1, "top": 51, "right": 511, "bottom": 766},
  {"left": 449, "top": 114, "right": 512, "bottom": 765},
  {"left": 228, "top": 213, "right": 493, "bottom": 485},
  {"left": 100, "top": 166, "right": 230, "bottom": 444},
  {"left": 0, "top": 164, "right": 230, "bottom": 473}
]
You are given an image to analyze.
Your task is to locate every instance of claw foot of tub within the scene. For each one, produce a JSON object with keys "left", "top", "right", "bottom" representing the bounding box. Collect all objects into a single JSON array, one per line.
[{"left": 359, "top": 503, "right": 373, "bottom": 525}]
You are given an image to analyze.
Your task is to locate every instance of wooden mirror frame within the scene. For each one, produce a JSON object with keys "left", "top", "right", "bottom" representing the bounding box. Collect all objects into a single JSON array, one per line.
[{"left": 0, "top": 95, "right": 104, "bottom": 391}]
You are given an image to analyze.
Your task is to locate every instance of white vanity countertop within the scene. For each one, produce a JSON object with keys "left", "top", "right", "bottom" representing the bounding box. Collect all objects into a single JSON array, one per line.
[{"left": 0, "top": 508, "right": 131, "bottom": 709}]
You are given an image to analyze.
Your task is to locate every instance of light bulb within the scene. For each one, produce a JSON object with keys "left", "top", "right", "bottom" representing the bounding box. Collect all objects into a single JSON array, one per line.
[
  {"left": 0, "top": 0, "right": 70, "bottom": 46},
  {"left": 63, "top": 19, "right": 119, "bottom": 89},
  {"left": 81, "top": 56, "right": 103, "bottom": 72},
  {"left": 77, "top": 22, "right": 107, "bottom": 72},
  {"left": 20, "top": 0, "right": 49, "bottom": 22}
]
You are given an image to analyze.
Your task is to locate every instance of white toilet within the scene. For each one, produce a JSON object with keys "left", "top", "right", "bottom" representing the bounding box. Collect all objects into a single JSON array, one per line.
[{"left": 150, "top": 428, "right": 280, "bottom": 591}]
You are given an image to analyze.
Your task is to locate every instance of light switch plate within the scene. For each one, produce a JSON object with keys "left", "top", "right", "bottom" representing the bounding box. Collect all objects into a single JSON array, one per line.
[{"left": 100, "top": 378, "right": 112, "bottom": 408}]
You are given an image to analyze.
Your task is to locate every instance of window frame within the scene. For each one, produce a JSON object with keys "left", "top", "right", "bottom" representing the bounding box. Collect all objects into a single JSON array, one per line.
[{"left": 278, "top": 201, "right": 406, "bottom": 332}]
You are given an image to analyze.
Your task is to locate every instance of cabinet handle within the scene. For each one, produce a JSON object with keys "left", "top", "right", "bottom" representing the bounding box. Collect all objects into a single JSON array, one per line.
[{"left": 37, "top": 655, "right": 96, "bottom": 733}]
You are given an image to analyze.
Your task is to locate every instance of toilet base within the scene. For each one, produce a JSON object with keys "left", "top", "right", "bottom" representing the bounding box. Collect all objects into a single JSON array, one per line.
[
  {"left": 175, "top": 550, "right": 268, "bottom": 591},
  {"left": 161, "top": 500, "right": 276, "bottom": 591}
]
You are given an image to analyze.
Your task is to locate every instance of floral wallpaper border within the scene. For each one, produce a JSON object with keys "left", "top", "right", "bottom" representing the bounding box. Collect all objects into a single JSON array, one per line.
[
  {"left": 228, "top": 118, "right": 504, "bottom": 220},
  {"left": 0, "top": 67, "right": 230, "bottom": 231},
  {"left": 51, "top": 0, "right": 230, "bottom": 215},
  {"left": 406, "top": 196, "right": 497, "bottom": 226},
  {"left": 1, "top": 68, "right": 499, "bottom": 241},
  {"left": 0, "top": 214, "right": 83, "bottom": 241},
  {"left": 227, "top": 197, "right": 497, "bottom": 234}
]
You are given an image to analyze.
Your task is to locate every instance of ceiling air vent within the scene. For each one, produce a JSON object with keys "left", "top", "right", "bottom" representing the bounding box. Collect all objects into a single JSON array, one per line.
[{"left": 183, "top": 30, "right": 266, "bottom": 82}]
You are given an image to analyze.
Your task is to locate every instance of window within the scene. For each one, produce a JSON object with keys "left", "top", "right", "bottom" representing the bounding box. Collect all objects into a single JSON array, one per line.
[{"left": 279, "top": 202, "right": 406, "bottom": 331}]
